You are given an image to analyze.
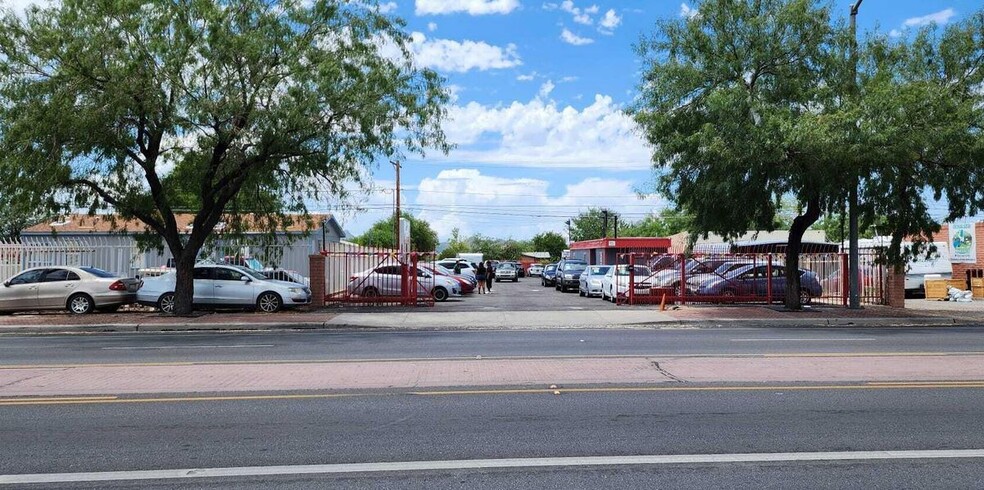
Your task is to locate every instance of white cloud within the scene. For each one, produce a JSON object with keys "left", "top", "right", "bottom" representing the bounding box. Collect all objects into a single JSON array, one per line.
[
  {"left": 545, "top": 1, "right": 600, "bottom": 25},
  {"left": 411, "top": 170, "right": 666, "bottom": 239},
  {"left": 679, "top": 3, "right": 698, "bottom": 19},
  {"left": 415, "top": 0, "right": 519, "bottom": 15},
  {"left": 427, "top": 22, "right": 438, "bottom": 31},
  {"left": 903, "top": 8, "right": 956, "bottom": 27},
  {"left": 3, "top": 0, "right": 45, "bottom": 16},
  {"left": 560, "top": 28, "right": 594, "bottom": 45},
  {"left": 436, "top": 94, "right": 651, "bottom": 169},
  {"left": 889, "top": 29, "right": 902, "bottom": 38},
  {"left": 598, "top": 9, "right": 621, "bottom": 33},
  {"left": 377, "top": 1, "right": 398, "bottom": 14},
  {"left": 517, "top": 73, "right": 536, "bottom": 81},
  {"left": 538, "top": 80, "right": 555, "bottom": 98},
  {"left": 559, "top": 76, "right": 578, "bottom": 82},
  {"left": 407, "top": 32, "right": 521, "bottom": 72}
]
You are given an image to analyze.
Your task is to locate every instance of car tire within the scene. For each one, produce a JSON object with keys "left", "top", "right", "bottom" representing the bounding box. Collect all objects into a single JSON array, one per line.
[
  {"left": 256, "top": 291, "right": 283, "bottom": 313},
  {"left": 433, "top": 286, "right": 449, "bottom": 302},
  {"left": 513, "top": 278, "right": 518, "bottom": 282},
  {"left": 157, "top": 292, "right": 176, "bottom": 314},
  {"left": 800, "top": 288, "right": 813, "bottom": 305},
  {"left": 579, "top": 289, "right": 585, "bottom": 297},
  {"left": 362, "top": 287, "right": 379, "bottom": 298},
  {"left": 67, "top": 293, "right": 95, "bottom": 315}
]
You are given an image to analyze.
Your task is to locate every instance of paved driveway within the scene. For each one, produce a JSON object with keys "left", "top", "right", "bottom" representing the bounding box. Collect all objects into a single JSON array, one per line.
[{"left": 429, "top": 276, "right": 661, "bottom": 312}]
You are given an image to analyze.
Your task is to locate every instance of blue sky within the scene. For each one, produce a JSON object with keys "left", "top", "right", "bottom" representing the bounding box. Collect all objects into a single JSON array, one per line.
[
  {"left": 324, "top": 0, "right": 983, "bottom": 242},
  {"left": 8, "top": 0, "right": 979, "bottom": 241}
]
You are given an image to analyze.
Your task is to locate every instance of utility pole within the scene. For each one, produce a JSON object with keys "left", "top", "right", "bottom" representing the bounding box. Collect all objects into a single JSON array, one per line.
[
  {"left": 565, "top": 219, "right": 572, "bottom": 243},
  {"left": 613, "top": 214, "right": 619, "bottom": 239},
  {"left": 848, "top": 0, "right": 863, "bottom": 309},
  {"left": 602, "top": 210, "right": 609, "bottom": 238},
  {"left": 392, "top": 160, "right": 401, "bottom": 249}
]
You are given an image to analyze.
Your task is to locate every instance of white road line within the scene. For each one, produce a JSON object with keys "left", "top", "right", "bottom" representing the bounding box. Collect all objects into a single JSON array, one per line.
[
  {"left": 3, "top": 449, "right": 984, "bottom": 484},
  {"left": 730, "top": 338, "right": 876, "bottom": 342},
  {"left": 101, "top": 345, "right": 275, "bottom": 350}
]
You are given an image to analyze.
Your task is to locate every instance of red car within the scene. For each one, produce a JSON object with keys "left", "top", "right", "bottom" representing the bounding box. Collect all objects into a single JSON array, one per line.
[{"left": 424, "top": 265, "right": 475, "bottom": 294}]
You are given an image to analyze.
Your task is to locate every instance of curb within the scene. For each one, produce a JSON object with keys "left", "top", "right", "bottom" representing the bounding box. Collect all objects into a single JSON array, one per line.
[{"left": 0, "top": 317, "right": 970, "bottom": 334}]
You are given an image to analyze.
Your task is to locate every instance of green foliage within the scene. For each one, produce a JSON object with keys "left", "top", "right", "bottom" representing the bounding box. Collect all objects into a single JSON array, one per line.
[
  {"left": 438, "top": 228, "right": 468, "bottom": 259},
  {"left": 354, "top": 212, "right": 439, "bottom": 252},
  {"left": 620, "top": 208, "right": 691, "bottom": 237},
  {"left": 570, "top": 208, "right": 617, "bottom": 242},
  {"left": 531, "top": 232, "right": 567, "bottom": 261},
  {"left": 0, "top": 0, "right": 449, "bottom": 313}
]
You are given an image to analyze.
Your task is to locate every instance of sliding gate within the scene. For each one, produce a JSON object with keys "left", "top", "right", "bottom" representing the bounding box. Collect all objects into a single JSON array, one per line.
[{"left": 321, "top": 243, "right": 438, "bottom": 307}]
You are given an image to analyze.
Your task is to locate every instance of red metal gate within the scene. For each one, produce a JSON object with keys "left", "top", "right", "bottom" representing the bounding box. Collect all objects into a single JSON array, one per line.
[
  {"left": 321, "top": 243, "right": 438, "bottom": 306},
  {"left": 615, "top": 252, "right": 886, "bottom": 306}
]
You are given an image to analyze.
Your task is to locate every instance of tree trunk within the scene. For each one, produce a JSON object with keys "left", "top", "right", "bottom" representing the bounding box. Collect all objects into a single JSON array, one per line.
[
  {"left": 172, "top": 250, "right": 198, "bottom": 316},
  {"left": 784, "top": 197, "right": 822, "bottom": 310}
]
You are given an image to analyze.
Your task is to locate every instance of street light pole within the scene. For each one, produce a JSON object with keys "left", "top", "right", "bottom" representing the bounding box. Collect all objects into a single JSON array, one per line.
[
  {"left": 848, "top": 0, "right": 863, "bottom": 309},
  {"left": 392, "top": 160, "right": 401, "bottom": 250}
]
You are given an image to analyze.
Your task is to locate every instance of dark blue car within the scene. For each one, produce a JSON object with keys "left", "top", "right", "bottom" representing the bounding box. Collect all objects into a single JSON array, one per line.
[
  {"left": 695, "top": 264, "right": 822, "bottom": 303},
  {"left": 540, "top": 263, "right": 558, "bottom": 287}
]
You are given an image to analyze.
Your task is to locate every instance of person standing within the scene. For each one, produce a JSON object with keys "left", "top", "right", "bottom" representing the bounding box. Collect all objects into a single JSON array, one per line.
[
  {"left": 485, "top": 260, "right": 495, "bottom": 293},
  {"left": 476, "top": 261, "right": 487, "bottom": 294}
]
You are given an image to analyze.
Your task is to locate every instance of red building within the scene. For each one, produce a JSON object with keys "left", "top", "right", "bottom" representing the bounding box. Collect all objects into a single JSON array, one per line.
[{"left": 568, "top": 237, "right": 672, "bottom": 265}]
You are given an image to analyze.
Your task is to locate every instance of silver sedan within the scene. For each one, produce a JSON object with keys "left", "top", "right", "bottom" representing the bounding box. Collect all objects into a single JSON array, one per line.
[{"left": 0, "top": 266, "right": 142, "bottom": 314}]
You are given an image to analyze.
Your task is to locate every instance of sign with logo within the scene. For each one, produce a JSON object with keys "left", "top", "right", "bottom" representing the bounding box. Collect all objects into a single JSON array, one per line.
[{"left": 949, "top": 221, "right": 977, "bottom": 263}]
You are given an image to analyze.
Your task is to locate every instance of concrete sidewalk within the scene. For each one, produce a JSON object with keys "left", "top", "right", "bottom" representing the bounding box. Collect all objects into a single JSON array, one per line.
[{"left": 0, "top": 301, "right": 976, "bottom": 333}]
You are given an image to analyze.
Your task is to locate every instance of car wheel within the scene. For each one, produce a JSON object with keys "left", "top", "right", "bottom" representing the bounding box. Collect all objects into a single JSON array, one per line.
[
  {"left": 513, "top": 278, "right": 518, "bottom": 282},
  {"left": 256, "top": 291, "right": 283, "bottom": 313},
  {"left": 433, "top": 286, "right": 449, "bottom": 302},
  {"left": 67, "top": 293, "right": 95, "bottom": 315},
  {"left": 800, "top": 288, "right": 813, "bottom": 305},
  {"left": 157, "top": 292, "right": 176, "bottom": 314},
  {"left": 579, "top": 289, "right": 585, "bottom": 297},
  {"left": 362, "top": 286, "right": 379, "bottom": 298}
]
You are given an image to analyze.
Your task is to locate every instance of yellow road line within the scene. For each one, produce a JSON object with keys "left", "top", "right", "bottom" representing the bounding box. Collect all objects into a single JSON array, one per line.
[
  {"left": 4, "top": 351, "right": 984, "bottom": 369},
  {"left": 4, "top": 383, "right": 984, "bottom": 406}
]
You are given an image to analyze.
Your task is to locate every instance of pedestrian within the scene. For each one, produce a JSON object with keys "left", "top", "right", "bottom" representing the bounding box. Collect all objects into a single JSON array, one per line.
[
  {"left": 485, "top": 260, "right": 495, "bottom": 293},
  {"left": 476, "top": 261, "right": 487, "bottom": 294}
]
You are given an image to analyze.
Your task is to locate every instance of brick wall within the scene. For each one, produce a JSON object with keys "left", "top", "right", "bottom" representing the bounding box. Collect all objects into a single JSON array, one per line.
[
  {"left": 886, "top": 268, "right": 906, "bottom": 308},
  {"left": 309, "top": 254, "right": 326, "bottom": 307},
  {"left": 938, "top": 222, "right": 984, "bottom": 289}
]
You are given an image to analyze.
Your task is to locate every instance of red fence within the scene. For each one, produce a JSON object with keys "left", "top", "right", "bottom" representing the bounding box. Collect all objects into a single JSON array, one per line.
[
  {"left": 613, "top": 252, "right": 886, "bottom": 306},
  {"left": 320, "top": 243, "right": 440, "bottom": 306}
]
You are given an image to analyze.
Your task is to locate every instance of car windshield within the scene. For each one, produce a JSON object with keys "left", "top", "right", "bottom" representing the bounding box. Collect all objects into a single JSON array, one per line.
[
  {"left": 615, "top": 265, "right": 652, "bottom": 276},
  {"left": 232, "top": 265, "right": 267, "bottom": 280},
  {"left": 587, "top": 266, "right": 610, "bottom": 275},
  {"left": 545, "top": 265, "right": 556, "bottom": 271},
  {"left": 499, "top": 264, "right": 515, "bottom": 270},
  {"left": 563, "top": 262, "right": 586, "bottom": 271},
  {"left": 80, "top": 267, "right": 116, "bottom": 278}
]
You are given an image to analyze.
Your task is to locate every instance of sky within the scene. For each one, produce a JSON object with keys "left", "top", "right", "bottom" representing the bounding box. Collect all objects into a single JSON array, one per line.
[
  {"left": 5, "top": 0, "right": 982, "bottom": 242},
  {"left": 324, "top": 0, "right": 983, "bottom": 242}
]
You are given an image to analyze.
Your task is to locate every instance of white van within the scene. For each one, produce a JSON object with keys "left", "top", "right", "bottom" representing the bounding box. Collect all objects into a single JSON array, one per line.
[{"left": 906, "top": 241, "right": 952, "bottom": 296}]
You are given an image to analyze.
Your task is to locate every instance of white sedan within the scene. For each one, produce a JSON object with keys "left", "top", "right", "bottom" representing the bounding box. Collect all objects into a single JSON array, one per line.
[
  {"left": 137, "top": 264, "right": 311, "bottom": 313},
  {"left": 601, "top": 264, "right": 654, "bottom": 302},
  {"left": 348, "top": 264, "right": 460, "bottom": 301}
]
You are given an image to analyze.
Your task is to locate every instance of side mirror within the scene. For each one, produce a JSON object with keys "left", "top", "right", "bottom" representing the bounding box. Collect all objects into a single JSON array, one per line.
[
  {"left": 2, "top": 281, "right": 9, "bottom": 287},
  {"left": 240, "top": 276, "right": 251, "bottom": 282}
]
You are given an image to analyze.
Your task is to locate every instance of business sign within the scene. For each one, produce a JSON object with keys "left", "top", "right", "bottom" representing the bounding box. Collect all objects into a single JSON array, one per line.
[{"left": 949, "top": 221, "right": 977, "bottom": 263}]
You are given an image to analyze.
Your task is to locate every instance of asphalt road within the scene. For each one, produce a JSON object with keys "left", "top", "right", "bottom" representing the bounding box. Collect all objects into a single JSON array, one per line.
[
  {"left": 3, "top": 387, "right": 984, "bottom": 488},
  {"left": 2, "top": 326, "right": 983, "bottom": 365}
]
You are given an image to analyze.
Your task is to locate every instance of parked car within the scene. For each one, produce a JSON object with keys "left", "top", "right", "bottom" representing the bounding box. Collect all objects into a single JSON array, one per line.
[
  {"left": 601, "top": 264, "right": 654, "bottom": 302},
  {"left": 579, "top": 265, "right": 612, "bottom": 297},
  {"left": 347, "top": 264, "right": 460, "bottom": 302},
  {"left": 693, "top": 264, "right": 822, "bottom": 304},
  {"left": 652, "top": 258, "right": 733, "bottom": 291},
  {"left": 541, "top": 263, "right": 559, "bottom": 287},
  {"left": 137, "top": 264, "right": 311, "bottom": 313},
  {"left": 0, "top": 266, "right": 142, "bottom": 315},
  {"left": 555, "top": 259, "right": 588, "bottom": 292},
  {"left": 425, "top": 264, "right": 476, "bottom": 294},
  {"left": 495, "top": 262, "right": 519, "bottom": 282},
  {"left": 684, "top": 260, "right": 763, "bottom": 291},
  {"left": 436, "top": 259, "right": 478, "bottom": 280},
  {"left": 260, "top": 269, "right": 311, "bottom": 286},
  {"left": 528, "top": 264, "right": 545, "bottom": 277}
]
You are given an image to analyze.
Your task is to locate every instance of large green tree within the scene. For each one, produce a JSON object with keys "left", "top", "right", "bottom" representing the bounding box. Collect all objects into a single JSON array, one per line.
[
  {"left": 569, "top": 208, "right": 618, "bottom": 242},
  {"left": 354, "top": 212, "right": 439, "bottom": 253},
  {"left": 620, "top": 208, "right": 690, "bottom": 238},
  {"left": 0, "top": 0, "right": 449, "bottom": 314},
  {"left": 531, "top": 231, "right": 567, "bottom": 261},
  {"left": 632, "top": 0, "right": 853, "bottom": 309}
]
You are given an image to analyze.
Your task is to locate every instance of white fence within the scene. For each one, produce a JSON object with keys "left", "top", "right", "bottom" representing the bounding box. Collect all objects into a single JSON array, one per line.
[{"left": 0, "top": 236, "right": 318, "bottom": 282}]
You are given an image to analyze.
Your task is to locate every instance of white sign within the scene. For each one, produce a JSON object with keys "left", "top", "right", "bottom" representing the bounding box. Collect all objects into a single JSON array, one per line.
[{"left": 948, "top": 221, "right": 977, "bottom": 264}]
